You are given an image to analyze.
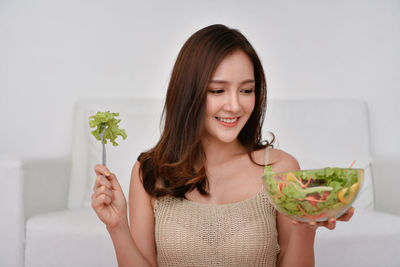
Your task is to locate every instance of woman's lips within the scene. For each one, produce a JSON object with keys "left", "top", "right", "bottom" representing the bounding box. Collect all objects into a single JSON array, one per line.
[{"left": 216, "top": 117, "right": 240, "bottom": 127}]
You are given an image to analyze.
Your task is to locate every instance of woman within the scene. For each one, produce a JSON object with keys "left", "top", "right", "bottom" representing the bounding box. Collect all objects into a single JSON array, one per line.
[{"left": 92, "top": 24, "right": 354, "bottom": 267}]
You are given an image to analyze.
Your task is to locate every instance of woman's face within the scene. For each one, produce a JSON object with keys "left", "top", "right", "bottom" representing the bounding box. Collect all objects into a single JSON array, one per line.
[{"left": 203, "top": 50, "right": 256, "bottom": 144}]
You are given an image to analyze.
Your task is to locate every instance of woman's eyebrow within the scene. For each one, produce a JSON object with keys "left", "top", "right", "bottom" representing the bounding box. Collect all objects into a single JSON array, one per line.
[{"left": 209, "top": 79, "right": 255, "bottom": 85}]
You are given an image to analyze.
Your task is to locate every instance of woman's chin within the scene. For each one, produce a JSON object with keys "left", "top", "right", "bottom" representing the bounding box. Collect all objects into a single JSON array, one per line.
[
  {"left": 212, "top": 134, "right": 240, "bottom": 144},
  {"left": 202, "top": 128, "right": 243, "bottom": 145}
]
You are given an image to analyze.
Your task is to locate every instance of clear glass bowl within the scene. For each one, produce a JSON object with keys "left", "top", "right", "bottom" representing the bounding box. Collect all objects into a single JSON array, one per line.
[{"left": 262, "top": 167, "right": 364, "bottom": 222}]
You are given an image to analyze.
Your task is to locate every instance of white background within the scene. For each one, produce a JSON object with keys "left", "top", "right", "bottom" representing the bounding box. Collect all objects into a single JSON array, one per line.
[{"left": 1, "top": 1, "right": 399, "bottom": 212}]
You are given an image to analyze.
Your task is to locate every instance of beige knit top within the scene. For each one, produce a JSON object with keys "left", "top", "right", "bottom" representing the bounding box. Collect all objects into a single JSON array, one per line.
[{"left": 153, "top": 147, "right": 280, "bottom": 267}]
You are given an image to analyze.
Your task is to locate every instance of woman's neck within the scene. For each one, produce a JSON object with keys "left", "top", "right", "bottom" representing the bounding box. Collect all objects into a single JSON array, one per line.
[{"left": 201, "top": 136, "right": 247, "bottom": 166}]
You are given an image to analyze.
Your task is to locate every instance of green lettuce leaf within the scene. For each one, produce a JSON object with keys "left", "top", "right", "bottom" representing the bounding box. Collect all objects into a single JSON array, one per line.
[{"left": 88, "top": 111, "right": 127, "bottom": 146}]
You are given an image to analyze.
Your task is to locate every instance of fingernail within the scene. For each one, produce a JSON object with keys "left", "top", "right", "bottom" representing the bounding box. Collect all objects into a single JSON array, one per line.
[
  {"left": 292, "top": 220, "right": 298, "bottom": 225},
  {"left": 105, "top": 171, "right": 110, "bottom": 176},
  {"left": 330, "top": 218, "right": 336, "bottom": 224}
]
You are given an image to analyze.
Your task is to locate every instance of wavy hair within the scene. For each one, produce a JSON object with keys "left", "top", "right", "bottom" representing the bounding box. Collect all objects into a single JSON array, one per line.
[{"left": 138, "top": 24, "right": 275, "bottom": 198}]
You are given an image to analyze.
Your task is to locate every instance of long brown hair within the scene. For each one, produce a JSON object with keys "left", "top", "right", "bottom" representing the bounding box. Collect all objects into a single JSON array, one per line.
[{"left": 138, "top": 24, "right": 275, "bottom": 198}]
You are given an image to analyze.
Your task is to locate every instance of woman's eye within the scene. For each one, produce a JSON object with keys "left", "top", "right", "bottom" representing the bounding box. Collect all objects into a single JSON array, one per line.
[
  {"left": 242, "top": 89, "right": 255, "bottom": 94},
  {"left": 208, "top": 89, "right": 224, "bottom": 94}
]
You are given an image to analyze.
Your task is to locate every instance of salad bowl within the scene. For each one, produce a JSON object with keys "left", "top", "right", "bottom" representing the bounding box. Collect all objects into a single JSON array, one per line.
[{"left": 262, "top": 166, "right": 364, "bottom": 222}]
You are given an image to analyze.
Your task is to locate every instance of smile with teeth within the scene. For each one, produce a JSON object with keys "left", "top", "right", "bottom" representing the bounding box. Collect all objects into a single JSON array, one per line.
[
  {"left": 216, "top": 117, "right": 239, "bottom": 123},
  {"left": 215, "top": 116, "right": 240, "bottom": 128}
]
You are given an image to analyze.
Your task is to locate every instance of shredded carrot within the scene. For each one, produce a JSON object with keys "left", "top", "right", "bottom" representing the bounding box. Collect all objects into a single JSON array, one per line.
[
  {"left": 304, "top": 196, "right": 326, "bottom": 202},
  {"left": 277, "top": 184, "right": 280, "bottom": 193},
  {"left": 345, "top": 160, "right": 357, "bottom": 173},
  {"left": 349, "top": 160, "right": 356, "bottom": 168},
  {"left": 292, "top": 174, "right": 306, "bottom": 188},
  {"left": 305, "top": 198, "right": 321, "bottom": 210},
  {"left": 297, "top": 204, "right": 328, "bottom": 220},
  {"left": 303, "top": 174, "right": 312, "bottom": 187},
  {"left": 277, "top": 183, "right": 286, "bottom": 196}
]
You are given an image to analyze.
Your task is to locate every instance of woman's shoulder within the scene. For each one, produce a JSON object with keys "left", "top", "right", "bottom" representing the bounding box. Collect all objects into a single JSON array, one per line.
[
  {"left": 253, "top": 147, "right": 300, "bottom": 172},
  {"left": 130, "top": 160, "right": 158, "bottom": 209}
]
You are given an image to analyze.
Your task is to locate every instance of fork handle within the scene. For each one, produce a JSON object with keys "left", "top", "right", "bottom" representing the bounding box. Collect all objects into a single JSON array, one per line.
[
  {"left": 102, "top": 141, "right": 106, "bottom": 166},
  {"left": 100, "top": 127, "right": 107, "bottom": 166}
]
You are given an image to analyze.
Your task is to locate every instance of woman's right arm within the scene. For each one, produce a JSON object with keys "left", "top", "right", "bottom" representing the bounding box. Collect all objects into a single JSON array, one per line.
[
  {"left": 92, "top": 163, "right": 157, "bottom": 267},
  {"left": 128, "top": 161, "right": 158, "bottom": 266}
]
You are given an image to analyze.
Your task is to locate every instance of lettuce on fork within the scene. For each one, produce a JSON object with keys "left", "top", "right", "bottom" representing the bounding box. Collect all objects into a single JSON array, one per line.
[{"left": 88, "top": 111, "right": 127, "bottom": 146}]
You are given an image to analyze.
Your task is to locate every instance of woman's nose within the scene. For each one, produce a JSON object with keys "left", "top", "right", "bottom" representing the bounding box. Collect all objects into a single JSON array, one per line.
[{"left": 224, "top": 92, "right": 241, "bottom": 113}]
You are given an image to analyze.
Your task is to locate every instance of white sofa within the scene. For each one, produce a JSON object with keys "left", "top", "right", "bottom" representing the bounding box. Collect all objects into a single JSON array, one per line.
[{"left": 1, "top": 98, "right": 400, "bottom": 267}]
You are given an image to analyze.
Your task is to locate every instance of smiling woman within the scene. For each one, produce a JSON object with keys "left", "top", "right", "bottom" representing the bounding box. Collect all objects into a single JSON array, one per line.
[{"left": 91, "top": 24, "right": 354, "bottom": 267}]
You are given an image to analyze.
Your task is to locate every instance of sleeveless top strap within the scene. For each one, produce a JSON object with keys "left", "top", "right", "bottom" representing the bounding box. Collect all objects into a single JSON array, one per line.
[
  {"left": 264, "top": 146, "right": 273, "bottom": 174},
  {"left": 264, "top": 146, "right": 270, "bottom": 165}
]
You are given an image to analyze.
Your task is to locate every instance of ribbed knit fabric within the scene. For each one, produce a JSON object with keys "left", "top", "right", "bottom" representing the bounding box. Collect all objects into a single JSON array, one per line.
[{"left": 153, "top": 147, "right": 280, "bottom": 267}]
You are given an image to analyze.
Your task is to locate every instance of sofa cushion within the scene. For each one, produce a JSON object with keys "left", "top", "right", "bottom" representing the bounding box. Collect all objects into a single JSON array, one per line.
[
  {"left": 315, "top": 209, "right": 400, "bottom": 267},
  {"left": 25, "top": 208, "right": 117, "bottom": 267},
  {"left": 24, "top": 208, "right": 400, "bottom": 267}
]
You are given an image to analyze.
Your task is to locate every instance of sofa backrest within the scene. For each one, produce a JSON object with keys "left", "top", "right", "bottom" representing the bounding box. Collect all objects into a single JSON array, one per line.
[{"left": 68, "top": 98, "right": 374, "bottom": 210}]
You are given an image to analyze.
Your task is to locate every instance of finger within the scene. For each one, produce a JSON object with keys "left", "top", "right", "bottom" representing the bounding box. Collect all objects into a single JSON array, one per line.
[
  {"left": 337, "top": 207, "right": 355, "bottom": 222},
  {"left": 308, "top": 221, "right": 318, "bottom": 230},
  {"left": 91, "top": 194, "right": 104, "bottom": 210},
  {"left": 327, "top": 218, "right": 336, "bottom": 230},
  {"left": 106, "top": 172, "right": 123, "bottom": 191},
  {"left": 93, "top": 175, "right": 108, "bottom": 191},
  {"left": 93, "top": 175, "right": 112, "bottom": 191},
  {"left": 91, "top": 193, "right": 112, "bottom": 209},
  {"left": 94, "top": 164, "right": 111, "bottom": 177},
  {"left": 318, "top": 218, "right": 336, "bottom": 230},
  {"left": 94, "top": 185, "right": 113, "bottom": 199},
  {"left": 99, "top": 176, "right": 112, "bottom": 188},
  {"left": 91, "top": 194, "right": 100, "bottom": 210},
  {"left": 93, "top": 175, "right": 102, "bottom": 190}
]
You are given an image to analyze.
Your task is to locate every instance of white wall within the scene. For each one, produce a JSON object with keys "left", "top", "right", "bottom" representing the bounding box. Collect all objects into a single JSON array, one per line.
[{"left": 1, "top": 1, "right": 399, "bottom": 211}]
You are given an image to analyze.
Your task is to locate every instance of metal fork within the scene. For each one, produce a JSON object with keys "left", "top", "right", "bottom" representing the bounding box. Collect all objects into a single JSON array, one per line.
[{"left": 99, "top": 126, "right": 106, "bottom": 166}]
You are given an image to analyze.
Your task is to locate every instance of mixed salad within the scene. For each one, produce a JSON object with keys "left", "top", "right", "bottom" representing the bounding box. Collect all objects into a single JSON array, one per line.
[{"left": 262, "top": 166, "right": 363, "bottom": 222}]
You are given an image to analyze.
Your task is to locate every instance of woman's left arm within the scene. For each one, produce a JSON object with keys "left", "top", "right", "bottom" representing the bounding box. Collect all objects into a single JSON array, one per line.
[
  {"left": 275, "top": 151, "right": 355, "bottom": 267},
  {"left": 276, "top": 212, "right": 317, "bottom": 267},
  {"left": 276, "top": 206, "right": 355, "bottom": 267}
]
